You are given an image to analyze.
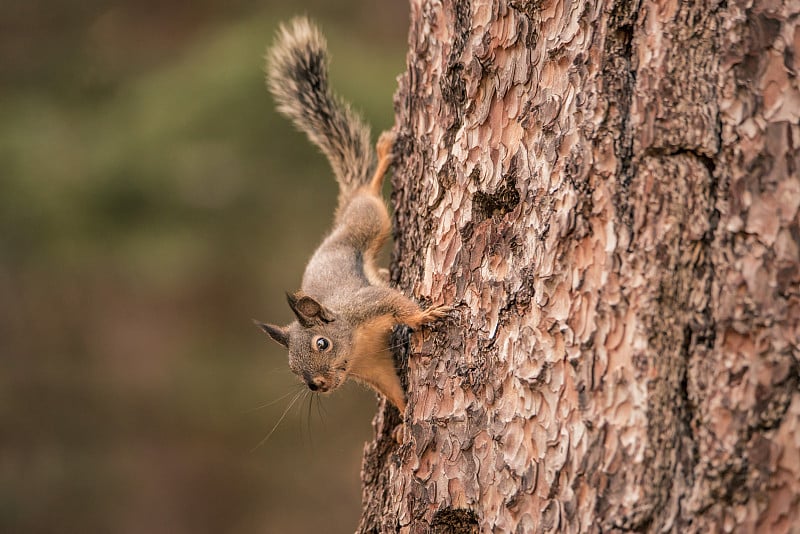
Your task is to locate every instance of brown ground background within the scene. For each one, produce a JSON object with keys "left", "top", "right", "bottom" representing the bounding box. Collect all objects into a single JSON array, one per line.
[{"left": 0, "top": 1, "right": 408, "bottom": 532}]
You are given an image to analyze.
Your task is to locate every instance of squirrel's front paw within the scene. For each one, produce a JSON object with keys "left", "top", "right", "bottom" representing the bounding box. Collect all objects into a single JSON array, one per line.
[{"left": 420, "top": 304, "right": 453, "bottom": 324}]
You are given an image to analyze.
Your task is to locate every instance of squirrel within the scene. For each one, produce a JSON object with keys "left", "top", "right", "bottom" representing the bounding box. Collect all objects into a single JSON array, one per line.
[{"left": 255, "top": 17, "right": 450, "bottom": 413}]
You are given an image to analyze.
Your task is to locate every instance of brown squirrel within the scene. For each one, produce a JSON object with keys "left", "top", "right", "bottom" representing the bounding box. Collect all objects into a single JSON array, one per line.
[{"left": 255, "top": 17, "right": 450, "bottom": 412}]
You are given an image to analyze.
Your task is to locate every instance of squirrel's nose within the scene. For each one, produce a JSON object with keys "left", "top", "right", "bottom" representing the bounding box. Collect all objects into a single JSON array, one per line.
[{"left": 307, "top": 376, "right": 329, "bottom": 392}]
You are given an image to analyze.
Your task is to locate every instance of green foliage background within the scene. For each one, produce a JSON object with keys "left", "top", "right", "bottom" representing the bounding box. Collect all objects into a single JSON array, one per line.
[{"left": 0, "top": 1, "right": 408, "bottom": 532}]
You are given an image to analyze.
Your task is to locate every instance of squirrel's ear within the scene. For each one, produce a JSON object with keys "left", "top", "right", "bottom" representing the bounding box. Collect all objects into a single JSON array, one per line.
[
  {"left": 253, "top": 320, "right": 290, "bottom": 348},
  {"left": 286, "top": 292, "right": 334, "bottom": 326}
]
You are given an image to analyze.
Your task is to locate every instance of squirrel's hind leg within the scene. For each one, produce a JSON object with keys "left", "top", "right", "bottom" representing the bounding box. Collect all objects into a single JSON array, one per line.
[
  {"left": 362, "top": 131, "right": 396, "bottom": 285},
  {"left": 367, "top": 131, "right": 396, "bottom": 195}
]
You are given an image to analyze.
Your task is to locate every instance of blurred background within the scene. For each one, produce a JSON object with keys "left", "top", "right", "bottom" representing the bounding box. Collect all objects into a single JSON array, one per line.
[{"left": 0, "top": 1, "right": 408, "bottom": 532}]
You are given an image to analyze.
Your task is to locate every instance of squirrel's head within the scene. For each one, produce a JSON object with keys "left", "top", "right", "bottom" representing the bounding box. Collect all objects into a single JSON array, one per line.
[{"left": 255, "top": 292, "right": 353, "bottom": 394}]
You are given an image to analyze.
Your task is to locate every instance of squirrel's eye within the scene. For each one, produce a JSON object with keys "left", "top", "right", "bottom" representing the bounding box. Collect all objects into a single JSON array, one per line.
[{"left": 314, "top": 337, "right": 331, "bottom": 352}]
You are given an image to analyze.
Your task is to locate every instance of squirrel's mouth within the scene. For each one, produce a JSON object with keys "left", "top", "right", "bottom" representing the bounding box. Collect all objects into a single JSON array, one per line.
[
  {"left": 305, "top": 370, "right": 346, "bottom": 393},
  {"left": 330, "top": 368, "right": 347, "bottom": 389}
]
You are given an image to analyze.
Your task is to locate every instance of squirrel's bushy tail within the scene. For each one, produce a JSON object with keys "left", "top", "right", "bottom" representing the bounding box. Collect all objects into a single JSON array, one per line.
[{"left": 266, "top": 17, "right": 373, "bottom": 194}]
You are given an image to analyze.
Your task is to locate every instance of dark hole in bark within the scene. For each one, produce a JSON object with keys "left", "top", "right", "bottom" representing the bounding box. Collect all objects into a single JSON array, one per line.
[
  {"left": 430, "top": 507, "right": 480, "bottom": 533},
  {"left": 472, "top": 177, "right": 521, "bottom": 221}
]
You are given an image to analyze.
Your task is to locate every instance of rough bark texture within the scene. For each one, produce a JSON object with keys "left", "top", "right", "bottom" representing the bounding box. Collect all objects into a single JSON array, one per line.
[{"left": 359, "top": 0, "right": 799, "bottom": 532}]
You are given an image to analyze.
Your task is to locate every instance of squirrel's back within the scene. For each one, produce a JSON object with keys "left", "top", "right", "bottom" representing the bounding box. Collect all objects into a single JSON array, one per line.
[{"left": 265, "top": 17, "right": 374, "bottom": 198}]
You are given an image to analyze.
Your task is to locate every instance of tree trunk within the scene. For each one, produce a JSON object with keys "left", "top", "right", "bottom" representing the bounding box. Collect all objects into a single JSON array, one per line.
[{"left": 359, "top": 0, "right": 799, "bottom": 532}]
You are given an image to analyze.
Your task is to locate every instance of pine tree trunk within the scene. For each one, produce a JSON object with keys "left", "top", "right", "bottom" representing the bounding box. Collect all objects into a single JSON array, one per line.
[{"left": 359, "top": 0, "right": 800, "bottom": 532}]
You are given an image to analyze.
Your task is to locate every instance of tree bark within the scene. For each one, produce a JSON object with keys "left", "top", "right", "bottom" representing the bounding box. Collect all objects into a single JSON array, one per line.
[{"left": 359, "top": 0, "right": 799, "bottom": 532}]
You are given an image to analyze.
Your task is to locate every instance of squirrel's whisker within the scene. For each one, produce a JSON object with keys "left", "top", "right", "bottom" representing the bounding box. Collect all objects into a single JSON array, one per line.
[
  {"left": 304, "top": 390, "right": 315, "bottom": 448},
  {"left": 315, "top": 393, "right": 327, "bottom": 423},
  {"left": 243, "top": 385, "right": 304, "bottom": 413},
  {"left": 250, "top": 388, "right": 305, "bottom": 452}
]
